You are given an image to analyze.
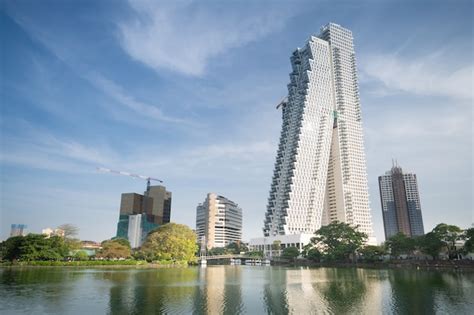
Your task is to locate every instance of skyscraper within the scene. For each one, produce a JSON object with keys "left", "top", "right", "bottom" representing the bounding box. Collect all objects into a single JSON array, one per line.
[
  {"left": 115, "top": 185, "right": 172, "bottom": 247},
  {"left": 379, "top": 163, "right": 425, "bottom": 239},
  {"left": 263, "top": 23, "right": 374, "bottom": 242},
  {"left": 196, "top": 193, "right": 242, "bottom": 249}
]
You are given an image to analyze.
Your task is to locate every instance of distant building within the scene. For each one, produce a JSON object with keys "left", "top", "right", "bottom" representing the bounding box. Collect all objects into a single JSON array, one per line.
[
  {"left": 379, "top": 163, "right": 425, "bottom": 239},
  {"left": 196, "top": 193, "right": 242, "bottom": 249},
  {"left": 147, "top": 185, "right": 172, "bottom": 225},
  {"left": 249, "top": 233, "right": 313, "bottom": 258},
  {"left": 10, "top": 224, "right": 27, "bottom": 237},
  {"left": 116, "top": 186, "right": 171, "bottom": 248},
  {"left": 42, "top": 228, "right": 65, "bottom": 238}
]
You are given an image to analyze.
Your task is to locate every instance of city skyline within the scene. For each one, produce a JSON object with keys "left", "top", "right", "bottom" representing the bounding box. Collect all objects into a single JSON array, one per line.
[
  {"left": 1, "top": 1, "right": 472, "bottom": 242},
  {"left": 264, "top": 23, "right": 374, "bottom": 242}
]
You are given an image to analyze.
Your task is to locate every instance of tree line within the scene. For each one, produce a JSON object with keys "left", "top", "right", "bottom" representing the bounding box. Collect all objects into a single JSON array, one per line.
[
  {"left": 300, "top": 222, "right": 473, "bottom": 263},
  {"left": 0, "top": 223, "right": 199, "bottom": 264}
]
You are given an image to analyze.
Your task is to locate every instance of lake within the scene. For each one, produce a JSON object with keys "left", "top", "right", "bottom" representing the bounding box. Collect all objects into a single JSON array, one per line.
[{"left": 1, "top": 266, "right": 473, "bottom": 314}]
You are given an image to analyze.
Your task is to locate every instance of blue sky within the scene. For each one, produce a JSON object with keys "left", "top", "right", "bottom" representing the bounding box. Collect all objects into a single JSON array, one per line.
[{"left": 1, "top": 0, "right": 472, "bottom": 242}]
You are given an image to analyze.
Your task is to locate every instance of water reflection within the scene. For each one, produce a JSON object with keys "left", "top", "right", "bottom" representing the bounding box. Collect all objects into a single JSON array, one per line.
[
  {"left": 389, "top": 270, "right": 474, "bottom": 314},
  {"left": 0, "top": 267, "right": 85, "bottom": 314},
  {"left": 1, "top": 266, "right": 473, "bottom": 315}
]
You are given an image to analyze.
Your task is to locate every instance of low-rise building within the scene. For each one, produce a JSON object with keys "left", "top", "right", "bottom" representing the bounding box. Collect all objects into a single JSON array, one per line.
[{"left": 249, "top": 233, "right": 314, "bottom": 258}]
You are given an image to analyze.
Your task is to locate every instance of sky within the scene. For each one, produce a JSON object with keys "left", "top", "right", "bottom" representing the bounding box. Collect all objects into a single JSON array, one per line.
[{"left": 0, "top": 0, "right": 472, "bottom": 243}]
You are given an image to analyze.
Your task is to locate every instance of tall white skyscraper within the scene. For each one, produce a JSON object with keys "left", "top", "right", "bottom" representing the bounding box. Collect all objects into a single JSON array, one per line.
[{"left": 263, "top": 23, "right": 375, "bottom": 242}]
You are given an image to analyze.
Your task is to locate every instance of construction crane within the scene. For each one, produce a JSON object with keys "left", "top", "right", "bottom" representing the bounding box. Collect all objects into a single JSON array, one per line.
[
  {"left": 96, "top": 167, "right": 163, "bottom": 193},
  {"left": 276, "top": 96, "right": 288, "bottom": 110}
]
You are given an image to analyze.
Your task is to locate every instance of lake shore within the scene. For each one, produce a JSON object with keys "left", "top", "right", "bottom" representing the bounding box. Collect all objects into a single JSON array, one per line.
[{"left": 272, "top": 258, "right": 474, "bottom": 271}]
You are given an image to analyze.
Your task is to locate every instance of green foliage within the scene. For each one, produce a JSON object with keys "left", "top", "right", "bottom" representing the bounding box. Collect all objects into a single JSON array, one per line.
[
  {"left": 207, "top": 247, "right": 226, "bottom": 256},
  {"left": 432, "top": 223, "right": 463, "bottom": 258},
  {"left": 10, "top": 260, "right": 146, "bottom": 266},
  {"left": 281, "top": 246, "right": 300, "bottom": 260},
  {"left": 110, "top": 237, "right": 131, "bottom": 248},
  {"left": 359, "top": 245, "right": 386, "bottom": 262},
  {"left": 311, "top": 222, "right": 367, "bottom": 262},
  {"left": 74, "top": 251, "right": 89, "bottom": 261},
  {"left": 463, "top": 228, "right": 474, "bottom": 253},
  {"left": 272, "top": 240, "right": 281, "bottom": 251},
  {"left": 225, "top": 241, "right": 248, "bottom": 254},
  {"left": 0, "top": 236, "right": 24, "bottom": 261},
  {"left": 246, "top": 251, "right": 263, "bottom": 258},
  {"left": 416, "top": 232, "right": 443, "bottom": 259},
  {"left": 206, "top": 242, "right": 249, "bottom": 256},
  {"left": 140, "top": 223, "right": 197, "bottom": 263},
  {"left": 0, "top": 234, "right": 69, "bottom": 261},
  {"left": 385, "top": 233, "right": 416, "bottom": 257},
  {"left": 305, "top": 248, "right": 322, "bottom": 262},
  {"left": 97, "top": 239, "right": 131, "bottom": 259}
]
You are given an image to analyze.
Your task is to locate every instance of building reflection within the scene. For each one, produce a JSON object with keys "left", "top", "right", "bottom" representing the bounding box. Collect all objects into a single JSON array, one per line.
[{"left": 193, "top": 266, "right": 244, "bottom": 314}]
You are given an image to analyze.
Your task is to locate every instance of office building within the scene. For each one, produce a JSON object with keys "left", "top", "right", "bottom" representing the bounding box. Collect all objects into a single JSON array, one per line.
[
  {"left": 147, "top": 185, "right": 172, "bottom": 225},
  {"left": 10, "top": 224, "right": 27, "bottom": 237},
  {"left": 261, "top": 23, "right": 375, "bottom": 244},
  {"left": 379, "top": 163, "right": 425, "bottom": 239},
  {"left": 116, "top": 185, "right": 172, "bottom": 247},
  {"left": 196, "top": 193, "right": 242, "bottom": 249}
]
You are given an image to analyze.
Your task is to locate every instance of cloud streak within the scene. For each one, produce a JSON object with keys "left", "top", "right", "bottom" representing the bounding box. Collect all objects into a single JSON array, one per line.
[
  {"left": 360, "top": 52, "right": 473, "bottom": 100},
  {"left": 118, "top": 0, "right": 295, "bottom": 76}
]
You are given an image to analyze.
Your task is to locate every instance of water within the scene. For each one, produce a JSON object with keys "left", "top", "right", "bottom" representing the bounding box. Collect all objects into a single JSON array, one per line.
[{"left": 1, "top": 266, "right": 473, "bottom": 314}]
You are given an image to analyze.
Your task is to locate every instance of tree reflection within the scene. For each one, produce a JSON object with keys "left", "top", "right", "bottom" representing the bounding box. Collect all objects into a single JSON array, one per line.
[
  {"left": 262, "top": 268, "right": 289, "bottom": 315},
  {"left": 316, "top": 268, "right": 367, "bottom": 314},
  {"left": 389, "top": 270, "right": 474, "bottom": 314},
  {"left": 105, "top": 268, "right": 199, "bottom": 314}
]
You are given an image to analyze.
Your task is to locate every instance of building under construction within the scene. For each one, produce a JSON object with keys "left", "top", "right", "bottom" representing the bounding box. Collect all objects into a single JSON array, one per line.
[{"left": 116, "top": 185, "right": 172, "bottom": 248}]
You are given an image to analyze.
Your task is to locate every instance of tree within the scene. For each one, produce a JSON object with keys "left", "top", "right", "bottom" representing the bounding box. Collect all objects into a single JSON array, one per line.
[
  {"left": 246, "top": 251, "right": 263, "bottom": 258},
  {"left": 432, "top": 223, "right": 463, "bottom": 259},
  {"left": 272, "top": 240, "right": 281, "bottom": 251},
  {"left": 416, "top": 232, "right": 443, "bottom": 259},
  {"left": 74, "top": 250, "right": 89, "bottom": 261},
  {"left": 97, "top": 239, "right": 131, "bottom": 259},
  {"left": 359, "top": 245, "right": 386, "bottom": 262},
  {"left": 140, "top": 223, "right": 197, "bottom": 263},
  {"left": 57, "top": 224, "right": 79, "bottom": 239},
  {"left": 0, "top": 234, "right": 69, "bottom": 261},
  {"left": 282, "top": 246, "right": 300, "bottom": 260},
  {"left": 208, "top": 247, "right": 226, "bottom": 256},
  {"left": 385, "top": 233, "right": 416, "bottom": 258},
  {"left": 305, "top": 248, "right": 322, "bottom": 262},
  {"left": 225, "top": 241, "right": 248, "bottom": 254},
  {"left": 463, "top": 228, "right": 474, "bottom": 254},
  {"left": 110, "top": 237, "right": 131, "bottom": 248},
  {"left": 0, "top": 236, "right": 25, "bottom": 261},
  {"left": 311, "top": 222, "right": 367, "bottom": 262}
]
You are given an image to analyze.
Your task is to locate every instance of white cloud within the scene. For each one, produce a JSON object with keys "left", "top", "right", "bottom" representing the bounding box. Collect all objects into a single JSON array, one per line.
[
  {"left": 360, "top": 52, "right": 473, "bottom": 100},
  {"left": 88, "top": 73, "right": 190, "bottom": 124},
  {"left": 118, "top": 0, "right": 294, "bottom": 76}
]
